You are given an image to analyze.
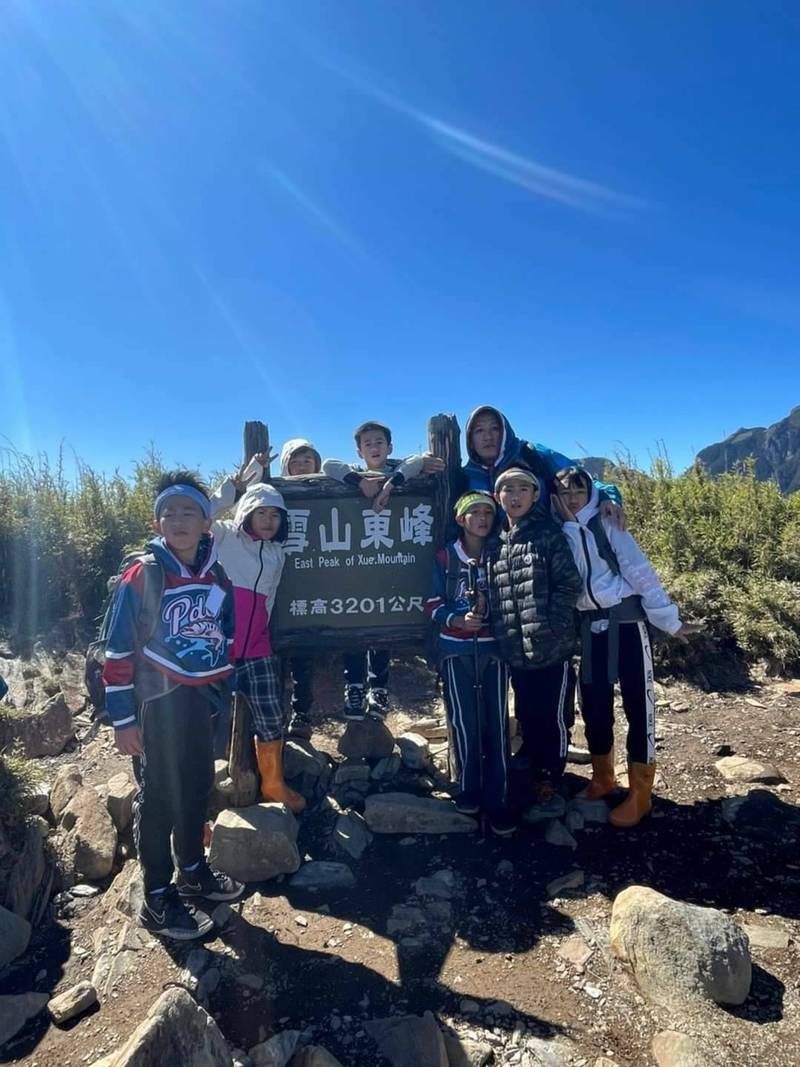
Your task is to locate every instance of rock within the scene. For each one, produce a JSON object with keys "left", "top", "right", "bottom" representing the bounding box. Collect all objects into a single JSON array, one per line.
[
  {"left": 365, "top": 1011, "right": 448, "bottom": 1067},
  {"left": 524, "top": 1035, "right": 578, "bottom": 1067},
  {"left": 337, "top": 718, "right": 395, "bottom": 760},
  {"left": 564, "top": 808, "right": 585, "bottom": 832},
  {"left": 106, "top": 772, "right": 137, "bottom": 832},
  {"left": 720, "top": 788, "right": 800, "bottom": 842},
  {"left": 741, "top": 923, "right": 790, "bottom": 950},
  {"left": 48, "top": 981, "right": 98, "bottom": 1024},
  {"left": 0, "top": 905, "right": 31, "bottom": 970},
  {"left": 714, "top": 756, "right": 786, "bottom": 785},
  {"left": 284, "top": 741, "right": 330, "bottom": 795},
  {"left": 103, "top": 862, "right": 144, "bottom": 920},
  {"left": 289, "top": 861, "right": 355, "bottom": 892},
  {"left": 0, "top": 992, "right": 49, "bottom": 1047},
  {"left": 185, "top": 948, "right": 212, "bottom": 978},
  {"left": 4, "top": 817, "right": 49, "bottom": 920},
  {"left": 566, "top": 797, "right": 608, "bottom": 824},
  {"left": 70, "top": 883, "right": 101, "bottom": 898},
  {"left": 332, "top": 762, "right": 372, "bottom": 785},
  {"left": 26, "top": 780, "right": 51, "bottom": 818},
  {"left": 397, "top": 732, "right": 431, "bottom": 770},
  {"left": 0, "top": 692, "right": 74, "bottom": 757},
  {"left": 414, "top": 870, "right": 456, "bottom": 899},
  {"left": 557, "top": 935, "right": 593, "bottom": 969},
  {"left": 567, "top": 745, "right": 592, "bottom": 764},
  {"left": 250, "top": 1030, "right": 303, "bottom": 1067},
  {"left": 387, "top": 904, "right": 428, "bottom": 938},
  {"left": 62, "top": 787, "right": 118, "bottom": 880},
  {"left": 197, "top": 968, "right": 221, "bottom": 1002},
  {"left": 289, "top": 1047, "right": 345, "bottom": 1067},
  {"left": 609, "top": 885, "right": 751, "bottom": 1007},
  {"left": 522, "top": 794, "right": 566, "bottom": 823},
  {"left": 364, "top": 793, "right": 476, "bottom": 834},
  {"left": 544, "top": 820, "right": 577, "bottom": 849},
  {"left": 332, "top": 810, "right": 373, "bottom": 860},
  {"left": 101, "top": 987, "right": 232, "bottom": 1065},
  {"left": 546, "top": 870, "right": 585, "bottom": 898},
  {"left": 651, "top": 1030, "right": 709, "bottom": 1067},
  {"left": 371, "top": 754, "right": 402, "bottom": 781},
  {"left": 459, "top": 998, "right": 479, "bottom": 1014},
  {"left": 442, "top": 1032, "right": 493, "bottom": 1067},
  {"left": 209, "top": 804, "right": 300, "bottom": 883},
  {"left": 51, "top": 764, "right": 83, "bottom": 819}
]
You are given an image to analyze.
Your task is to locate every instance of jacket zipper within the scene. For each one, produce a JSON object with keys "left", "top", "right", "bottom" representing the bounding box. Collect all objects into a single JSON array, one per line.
[
  {"left": 242, "top": 540, "right": 265, "bottom": 658},
  {"left": 579, "top": 527, "right": 603, "bottom": 610}
]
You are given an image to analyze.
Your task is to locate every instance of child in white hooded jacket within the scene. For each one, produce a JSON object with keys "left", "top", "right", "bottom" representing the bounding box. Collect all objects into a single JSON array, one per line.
[
  {"left": 210, "top": 456, "right": 305, "bottom": 813},
  {"left": 552, "top": 466, "right": 695, "bottom": 828}
]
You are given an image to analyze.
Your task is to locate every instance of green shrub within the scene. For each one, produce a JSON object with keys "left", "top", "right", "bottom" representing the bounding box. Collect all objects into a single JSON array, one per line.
[{"left": 0, "top": 751, "right": 45, "bottom": 826}]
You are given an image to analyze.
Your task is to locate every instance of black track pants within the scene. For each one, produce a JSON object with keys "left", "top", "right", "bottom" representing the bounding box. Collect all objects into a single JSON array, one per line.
[
  {"left": 442, "top": 654, "right": 510, "bottom": 815},
  {"left": 132, "top": 686, "right": 214, "bottom": 894},
  {"left": 343, "top": 648, "right": 390, "bottom": 690},
  {"left": 579, "top": 621, "right": 656, "bottom": 765},
  {"left": 289, "top": 656, "right": 314, "bottom": 720},
  {"left": 511, "top": 659, "right": 576, "bottom": 784}
]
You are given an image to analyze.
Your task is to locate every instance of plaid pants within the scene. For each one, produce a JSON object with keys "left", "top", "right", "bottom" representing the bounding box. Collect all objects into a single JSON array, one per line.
[{"left": 235, "top": 656, "right": 287, "bottom": 742}]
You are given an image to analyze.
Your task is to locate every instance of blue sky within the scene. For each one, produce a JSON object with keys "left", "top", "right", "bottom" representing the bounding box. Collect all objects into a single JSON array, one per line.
[{"left": 2, "top": 1, "right": 799, "bottom": 480}]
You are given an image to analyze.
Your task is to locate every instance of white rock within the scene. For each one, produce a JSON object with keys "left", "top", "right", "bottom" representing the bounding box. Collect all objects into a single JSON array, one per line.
[
  {"left": 106, "top": 772, "right": 137, "bottom": 832},
  {"left": 209, "top": 803, "right": 300, "bottom": 882},
  {"left": 397, "top": 732, "right": 431, "bottom": 771},
  {"left": 48, "top": 981, "right": 98, "bottom": 1024},
  {"left": 100, "top": 986, "right": 232, "bottom": 1065},
  {"left": 714, "top": 756, "right": 786, "bottom": 785},
  {"left": 364, "top": 793, "right": 476, "bottom": 834}
]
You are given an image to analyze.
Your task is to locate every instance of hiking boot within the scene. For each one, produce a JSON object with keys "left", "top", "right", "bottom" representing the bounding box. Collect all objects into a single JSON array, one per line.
[
  {"left": 577, "top": 750, "right": 617, "bottom": 800},
  {"left": 488, "top": 810, "right": 517, "bottom": 838},
  {"left": 176, "top": 862, "right": 245, "bottom": 903},
  {"left": 343, "top": 684, "right": 366, "bottom": 721},
  {"left": 366, "top": 687, "right": 389, "bottom": 721},
  {"left": 138, "top": 886, "right": 214, "bottom": 942},
  {"left": 454, "top": 792, "right": 481, "bottom": 815},
  {"left": 609, "top": 761, "right": 656, "bottom": 828}
]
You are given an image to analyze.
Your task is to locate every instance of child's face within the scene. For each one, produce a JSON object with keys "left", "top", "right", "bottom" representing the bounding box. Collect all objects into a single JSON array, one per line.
[
  {"left": 556, "top": 479, "right": 590, "bottom": 513},
  {"left": 357, "top": 431, "right": 391, "bottom": 469},
  {"left": 154, "top": 496, "right": 210, "bottom": 559},
  {"left": 470, "top": 414, "right": 503, "bottom": 463},
  {"left": 288, "top": 449, "right": 319, "bottom": 476},
  {"left": 497, "top": 478, "right": 539, "bottom": 523},
  {"left": 249, "top": 506, "right": 282, "bottom": 540},
  {"left": 456, "top": 503, "right": 495, "bottom": 539}
]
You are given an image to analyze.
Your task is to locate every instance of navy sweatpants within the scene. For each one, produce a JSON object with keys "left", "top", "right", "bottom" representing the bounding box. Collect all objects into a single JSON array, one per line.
[
  {"left": 511, "top": 659, "right": 576, "bottom": 785},
  {"left": 343, "top": 648, "right": 390, "bottom": 690},
  {"left": 442, "top": 654, "right": 510, "bottom": 815}
]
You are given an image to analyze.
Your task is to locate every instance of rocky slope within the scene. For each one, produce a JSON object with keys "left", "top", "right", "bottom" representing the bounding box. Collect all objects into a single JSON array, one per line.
[{"left": 697, "top": 405, "right": 800, "bottom": 493}]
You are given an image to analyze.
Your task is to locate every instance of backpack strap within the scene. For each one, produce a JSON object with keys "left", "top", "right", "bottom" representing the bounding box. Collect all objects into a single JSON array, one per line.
[
  {"left": 136, "top": 555, "right": 165, "bottom": 644},
  {"left": 586, "top": 514, "right": 620, "bottom": 576},
  {"left": 444, "top": 544, "right": 462, "bottom": 605}
]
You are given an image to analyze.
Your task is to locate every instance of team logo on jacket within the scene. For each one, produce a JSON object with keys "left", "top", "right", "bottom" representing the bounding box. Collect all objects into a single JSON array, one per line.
[{"left": 161, "top": 590, "right": 226, "bottom": 668}]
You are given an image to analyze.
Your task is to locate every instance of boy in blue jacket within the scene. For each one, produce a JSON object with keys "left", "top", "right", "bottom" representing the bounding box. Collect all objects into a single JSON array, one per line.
[
  {"left": 426, "top": 491, "right": 514, "bottom": 837},
  {"left": 103, "top": 471, "right": 243, "bottom": 940}
]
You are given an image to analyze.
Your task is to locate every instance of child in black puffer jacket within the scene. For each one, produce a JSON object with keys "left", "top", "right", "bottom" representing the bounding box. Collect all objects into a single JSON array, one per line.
[{"left": 487, "top": 467, "right": 582, "bottom": 815}]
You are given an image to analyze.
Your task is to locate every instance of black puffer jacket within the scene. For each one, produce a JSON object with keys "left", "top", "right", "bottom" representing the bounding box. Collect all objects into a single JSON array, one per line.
[{"left": 487, "top": 500, "right": 582, "bottom": 670}]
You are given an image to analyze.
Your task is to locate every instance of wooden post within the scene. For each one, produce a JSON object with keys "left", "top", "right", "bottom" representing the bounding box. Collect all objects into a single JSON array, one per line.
[
  {"left": 227, "top": 693, "right": 259, "bottom": 807},
  {"left": 243, "top": 420, "right": 271, "bottom": 479},
  {"left": 428, "top": 413, "right": 461, "bottom": 548}
]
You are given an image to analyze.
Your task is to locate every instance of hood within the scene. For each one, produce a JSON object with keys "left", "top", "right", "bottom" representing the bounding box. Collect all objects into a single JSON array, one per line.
[
  {"left": 233, "top": 483, "right": 287, "bottom": 532},
  {"left": 550, "top": 479, "right": 600, "bottom": 525},
  {"left": 464, "top": 406, "right": 521, "bottom": 472},
  {"left": 149, "top": 532, "right": 219, "bottom": 578},
  {"left": 280, "top": 438, "right": 321, "bottom": 476}
]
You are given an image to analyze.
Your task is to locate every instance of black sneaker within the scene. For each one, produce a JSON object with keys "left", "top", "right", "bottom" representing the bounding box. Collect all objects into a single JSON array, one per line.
[
  {"left": 176, "top": 863, "right": 245, "bottom": 902},
  {"left": 366, "top": 687, "right": 389, "bottom": 721},
  {"left": 139, "top": 886, "right": 214, "bottom": 941},
  {"left": 343, "top": 684, "right": 365, "bottom": 721},
  {"left": 455, "top": 792, "right": 481, "bottom": 815},
  {"left": 488, "top": 811, "right": 517, "bottom": 838},
  {"left": 287, "top": 716, "right": 313, "bottom": 741}
]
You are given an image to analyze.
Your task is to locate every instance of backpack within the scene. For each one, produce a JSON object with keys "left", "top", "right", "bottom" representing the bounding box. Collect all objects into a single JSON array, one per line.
[
  {"left": 587, "top": 514, "right": 621, "bottom": 577},
  {"left": 84, "top": 551, "right": 165, "bottom": 720},
  {"left": 424, "top": 544, "right": 464, "bottom": 671}
]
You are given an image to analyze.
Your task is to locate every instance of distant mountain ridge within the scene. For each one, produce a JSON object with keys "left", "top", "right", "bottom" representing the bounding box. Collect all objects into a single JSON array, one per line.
[{"left": 697, "top": 405, "right": 800, "bottom": 494}]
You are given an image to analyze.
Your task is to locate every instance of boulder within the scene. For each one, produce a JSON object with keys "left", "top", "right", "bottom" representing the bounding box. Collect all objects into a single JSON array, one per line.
[
  {"left": 249, "top": 1030, "right": 303, "bottom": 1067},
  {"left": 337, "top": 718, "right": 395, "bottom": 760},
  {"left": 365, "top": 1011, "right": 448, "bottom": 1067},
  {"left": 721, "top": 789, "right": 800, "bottom": 843},
  {"left": 0, "top": 693, "right": 74, "bottom": 757},
  {"left": 0, "top": 992, "right": 50, "bottom": 1047},
  {"left": 442, "top": 1033, "right": 493, "bottom": 1067},
  {"left": 0, "top": 905, "right": 31, "bottom": 970},
  {"left": 100, "top": 987, "right": 232, "bottom": 1066},
  {"left": 289, "top": 1048, "right": 345, "bottom": 1067},
  {"left": 62, "top": 787, "right": 118, "bottom": 880},
  {"left": 48, "top": 981, "right": 98, "bottom": 1025},
  {"left": 566, "top": 797, "right": 608, "bottom": 824},
  {"left": 397, "top": 732, "right": 431, "bottom": 770},
  {"left": 544, "top": 820, "right": 578, "bottom": 849},
  {"left": 26, "top": 780, "right": 51, "bottom": 818},
  {"left": 106, "top": 773, "right": 137, "bottom": 832},
  {"left": 102, "top": 862, "right": 144, "bottom": 920},
  {"left": 50, "top": 764, "right": 83, "bottom": 820},
  {"left": 413, "top": 870, "right": 456, "bottom": 900},
  {"left": 289, "top": 861, "right": 355, "bottom": 893},
  {"left": 740, "top": 923, "right": 790, "bottom": 950},
  {"left": 364, "top": 793, "right": 476, "bottom": 835},
  {"left": 371, "top": 754, "right": 402, "bottom": 781},
  {"left": 209, "top": 804, "right": 300, "bottom": 883},
  {"left": 332, "top": 810, "right": 373, "bottom": 860},
  {"left": 4, "top": 817, "right": 49, "bottom": 920},
  {"left": 714, "top": 756, "right": 786, "bottom": 785},
  {"left": 610, "top": 886, "right": 751, "bottom": 1007},
  {"left": 651, "top": 1030, "right": 713, "bottom": 1067}
]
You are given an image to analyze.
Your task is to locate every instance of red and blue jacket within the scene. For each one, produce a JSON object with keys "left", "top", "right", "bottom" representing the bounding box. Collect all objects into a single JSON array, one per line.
[
  {"left": 102, "top": 536, "right": 235, "bottom": 730},
  {"left": 425, "top": 539, "right": 497, "bottom": 660}
]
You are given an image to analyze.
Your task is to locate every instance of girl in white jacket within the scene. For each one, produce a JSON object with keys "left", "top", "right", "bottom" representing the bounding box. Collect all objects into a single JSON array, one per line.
[
  {"left": 210, "top": 456, "right": 305, "bottom": 813},
  {"left": 552, "top": 467, "right": 694, "bottom": 827}
]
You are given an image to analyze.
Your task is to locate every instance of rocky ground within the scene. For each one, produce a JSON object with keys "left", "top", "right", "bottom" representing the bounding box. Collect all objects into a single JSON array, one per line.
[{"left": 1, "top": 647, "right": 800, "bottom": 1067}]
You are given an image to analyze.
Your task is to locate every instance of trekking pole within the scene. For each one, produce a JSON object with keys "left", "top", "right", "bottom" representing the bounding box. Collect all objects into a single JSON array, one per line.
[{"left": 467, "top": 559, "right": 485, "bottom": 838}]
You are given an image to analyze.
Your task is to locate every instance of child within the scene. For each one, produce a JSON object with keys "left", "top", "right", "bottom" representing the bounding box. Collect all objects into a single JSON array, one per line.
[
  {"left": 552, "top": 466, "right": 694, "bottom": 827},
  {"left": 279, "top": 439, "right": 323, "bottom": 739},
  {"left": 486, "top": 467, "right": 583, "bottom": 815},
  {"left": 426, "top": 491, "right": 514, "bottom": 836},
  {"left": 210, "top": 465, "right": 305, "bottom": 813},
  {"left": 323, "top": 420, "right": 444, "bottom": 719},
  {"left": 103, "top": 472, "right": 243, "bottom": 941}
]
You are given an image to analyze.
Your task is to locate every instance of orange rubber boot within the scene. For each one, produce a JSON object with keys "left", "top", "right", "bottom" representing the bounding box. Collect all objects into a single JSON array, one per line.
[
  {"left": 255, "top": 739, "right": 307, "bottom": 814},
  {"left": 577, "top": 750, "right": 617, "bottom": 800},
  {"left": 609, "top": 761, "right": 655, "bottom": 828}
]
